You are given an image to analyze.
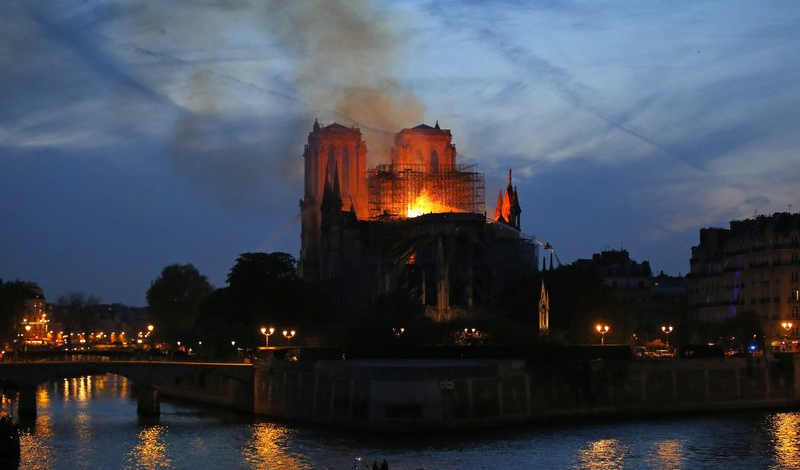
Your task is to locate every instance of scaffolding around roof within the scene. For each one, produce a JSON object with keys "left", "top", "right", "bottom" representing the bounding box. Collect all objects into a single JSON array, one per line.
[{"left": 367, "top": 163, "right": 485, "bottom": 220}]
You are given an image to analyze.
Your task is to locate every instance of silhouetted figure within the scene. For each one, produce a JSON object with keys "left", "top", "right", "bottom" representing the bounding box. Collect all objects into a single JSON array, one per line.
[
  {"left": 0, "top": 413, "right": 20, "bottom": 470},
  {"left": 372, "top": 461, "right": 379, "bottom": 470},
  {"left": 381, "top": 459, "right": 388, "bottom": 470}
]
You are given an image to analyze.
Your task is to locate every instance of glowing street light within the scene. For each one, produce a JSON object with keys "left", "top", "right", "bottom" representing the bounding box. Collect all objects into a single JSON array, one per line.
[
  {"left": 282, "top": 329, "right": 296, "bottom": 346},
  {"left": 596, "top": 324, "right": 610, "bottom": 345},
  {"left": 781, "top": 321, "right": 793, "bottom": 340},
  {"left": 661, "top": 325, "right": 674, "bottom": 348},
  {"left": 260, "top": 326, "right": 275, "bottom": 347},
  {"left": 393, "top": 327, "right": 405, "bottom": 338}
]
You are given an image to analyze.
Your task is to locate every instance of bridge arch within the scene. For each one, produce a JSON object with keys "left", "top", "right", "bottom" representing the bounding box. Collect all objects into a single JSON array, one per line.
[{"left": 0, "top": 361, "right": 254, "bottom": 418}]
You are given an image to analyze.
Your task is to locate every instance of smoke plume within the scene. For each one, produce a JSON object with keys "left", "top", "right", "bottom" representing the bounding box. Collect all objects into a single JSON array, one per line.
[
  {"left": 166, "top": 0, "right": 425, "bottom": 210},
  {"left": 263, "top": 0, "right": 425, "bottom": 162}
]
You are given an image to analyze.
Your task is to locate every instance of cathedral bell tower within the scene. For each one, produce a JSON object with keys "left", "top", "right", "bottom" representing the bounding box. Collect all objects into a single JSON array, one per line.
[{"left": 299, "top": 120, "right": 367, "bottom": 279}]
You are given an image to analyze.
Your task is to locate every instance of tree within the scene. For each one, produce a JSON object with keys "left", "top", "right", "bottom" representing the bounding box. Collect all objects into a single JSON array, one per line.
[
  {"left": 146, "top": 264, "right": 213, "bottom": 341},
  {"left": 225, "top": 252, "right": 300, "bottom": 331},
  {"left": 0, "top": 280, "right": 38, "bottom": 344},
  {"left": 54, "top": 292, "right": 101, "bottom": 348}
]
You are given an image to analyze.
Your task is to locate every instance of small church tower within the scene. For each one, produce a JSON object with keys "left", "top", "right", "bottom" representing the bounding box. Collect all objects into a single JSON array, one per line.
[{"left": 538, "top": 280, "right": 550, "bottom": 335}]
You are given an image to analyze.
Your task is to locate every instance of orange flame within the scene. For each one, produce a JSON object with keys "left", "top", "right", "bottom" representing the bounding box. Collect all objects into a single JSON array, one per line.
[{"left": 406, "top": 190, "right": 460, "bottom": 218}]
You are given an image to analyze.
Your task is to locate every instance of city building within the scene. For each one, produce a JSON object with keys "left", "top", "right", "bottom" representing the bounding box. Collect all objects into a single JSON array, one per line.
[
  {"left": 688, "top": 212, "right": 800, "bottom": 347},
  {"left": 571, "top": 250, "right": 687, "bottom": 342},
  {"left": 300, "top": 121, "right": 538, "bottom": 320},
  {"left": 18, "top": 284, "right": 56, "bottom": 347}
]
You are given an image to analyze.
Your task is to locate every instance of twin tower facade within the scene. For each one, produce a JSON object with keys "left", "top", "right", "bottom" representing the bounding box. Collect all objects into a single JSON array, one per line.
[{"left": 299, "top": 120, "right": 529, "bottom": 318}]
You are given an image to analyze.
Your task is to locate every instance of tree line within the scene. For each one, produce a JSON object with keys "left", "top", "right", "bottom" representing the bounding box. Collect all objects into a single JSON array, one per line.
[{"left": 2, "top": 255, "right": 765, "bottom": 353}]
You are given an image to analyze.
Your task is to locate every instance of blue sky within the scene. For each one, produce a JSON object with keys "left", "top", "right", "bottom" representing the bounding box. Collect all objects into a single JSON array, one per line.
[{"left": 2, "top": 0, "right": 799, "bottom": 306}]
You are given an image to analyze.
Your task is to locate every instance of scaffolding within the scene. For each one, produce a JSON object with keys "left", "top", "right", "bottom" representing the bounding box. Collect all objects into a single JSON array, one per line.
[{"left": 367, "top": 163, "right": 485, "bottom": 220}]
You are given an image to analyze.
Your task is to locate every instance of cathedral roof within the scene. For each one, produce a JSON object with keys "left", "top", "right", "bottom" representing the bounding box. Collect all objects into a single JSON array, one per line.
[{"left": 325, "top": 122, "right": 352, "bottom": 130}]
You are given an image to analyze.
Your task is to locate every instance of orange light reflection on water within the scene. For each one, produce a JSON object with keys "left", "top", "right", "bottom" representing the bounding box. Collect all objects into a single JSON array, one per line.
[
  {"left": 576, "top": 439, "right": 628, "bottom": 470},
  {"left": 242, "top": 422, "right": 309, "bottom": 470},
  {"left": 18, "top": 387, "right": 56, "bottom": 470},
  {"left": 62, "top": 376, "right": 93, "bottom": 403},
  {"left": 768, "top": 412, "right": 800, "bottom": 468},
  {"left": 645, "top": 439, "right": 684, "bottom": 470},
  {"left": 34, "top": 387, "right": 53, "bottom": 438},
  {"left": 128, "top": 426, "right": 172, "bottom": 470}
]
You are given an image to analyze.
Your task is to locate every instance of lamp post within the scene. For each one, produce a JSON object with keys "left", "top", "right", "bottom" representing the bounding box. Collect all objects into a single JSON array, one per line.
[
  {"left": 260, "top": 326, "right": 275, "bottom": 347},
  {"left": 781, "top": 321, "right": 793, "bottom": 341},
  {"left": 283, "top": 329, "right": 296, "bottom": 346},
  {"left": 661, "top": 325, "right": 674, "bottom": 348},
  {"left": 147, "top": 324, "right": 154, "bottom": 350},
  {"left": 596, "top": 324, "right": 610, "bottom": 345},
  {"left": 392, "top": 327, "right": 405, "bottom": 338}
]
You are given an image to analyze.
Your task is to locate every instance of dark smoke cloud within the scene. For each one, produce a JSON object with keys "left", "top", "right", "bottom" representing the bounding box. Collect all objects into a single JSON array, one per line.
[
  {"left": 260, "top": 0, "right": 425, "bottom": 161},
  {"left": 166, "top": 0, "right": 426, "bottom": 206}
]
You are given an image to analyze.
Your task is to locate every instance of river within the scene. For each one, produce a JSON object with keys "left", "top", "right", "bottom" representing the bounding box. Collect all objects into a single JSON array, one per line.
[{"left": 3, "top": 374, "right": 800, "bottom": 470}]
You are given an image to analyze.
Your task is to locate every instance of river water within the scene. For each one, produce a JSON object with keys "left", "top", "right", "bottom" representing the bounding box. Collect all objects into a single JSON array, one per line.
[{"left": 3, "top": 374, "right": 800, "bottom": 470}]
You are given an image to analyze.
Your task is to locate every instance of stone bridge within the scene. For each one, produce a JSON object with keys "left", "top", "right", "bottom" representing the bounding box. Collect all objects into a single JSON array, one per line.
[{"left": 0, "top": 361, "right": 254, "bottom": 417}]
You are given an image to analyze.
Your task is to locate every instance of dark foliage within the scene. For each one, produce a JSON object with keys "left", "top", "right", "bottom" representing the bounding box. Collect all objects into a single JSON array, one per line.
[
  {"left": 146, "top": 263, "right": 214, "bottom": 340},
  {"left": 0, "top": 280, "right": 38, "bottom": 343},
  {"left": 54, "top": 292, "right": 101, "bottom": 347}
]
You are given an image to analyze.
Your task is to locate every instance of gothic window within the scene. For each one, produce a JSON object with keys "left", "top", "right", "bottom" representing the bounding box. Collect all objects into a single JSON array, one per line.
[
  {"left": 341, "top": 148, "right": 349, "bottom": 189},
  {"left": 430, "top": 150, "right": 439, "bottom": 172},
  {"left": 328, "top": 148, "right": 336, "bottom": 176}
]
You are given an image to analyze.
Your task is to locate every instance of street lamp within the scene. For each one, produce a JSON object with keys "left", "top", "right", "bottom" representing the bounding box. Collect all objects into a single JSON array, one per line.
[
  {"left": 781, "top": 321, "right": 793, "bottom": 340},
  {"left": 661, "top": 325, "right": 674, "bottom": 348},
  {"left": 596, "top": 324, "right": 610, "bottom": 345},
  {"left": 282, "top": 329, "right": 296, "bottom": 346},
  {"left": 147, "top": 324, "right": 155, "bottom": 350},
  {"left": 260, "top": 326, "right": 275, "bottom": 347},
  {"left": 392, "top": 327, "right": 405, "bottom": 338}
]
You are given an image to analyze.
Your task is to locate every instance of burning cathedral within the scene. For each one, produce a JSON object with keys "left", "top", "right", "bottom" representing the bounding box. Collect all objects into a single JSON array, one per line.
[{"left": 299, "top": 120, "right": 538, "bottom": 320}]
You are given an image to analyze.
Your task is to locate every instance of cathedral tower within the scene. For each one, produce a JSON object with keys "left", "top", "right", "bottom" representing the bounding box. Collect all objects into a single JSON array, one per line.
[
  {"left": 300, "top": 120, "right": 367, "bottom": 278},
  {"left": 390, "top": 121, "right": 457, "bottom": 172}
]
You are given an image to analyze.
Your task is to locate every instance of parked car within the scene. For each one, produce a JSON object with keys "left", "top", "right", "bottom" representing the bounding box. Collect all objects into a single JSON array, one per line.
[{"left": 653, "top": 349, "right": 674, "bottom": 358}]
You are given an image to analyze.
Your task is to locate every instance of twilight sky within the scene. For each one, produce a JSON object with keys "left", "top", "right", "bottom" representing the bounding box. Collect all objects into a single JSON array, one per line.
[{"left": 2, "top": 0, "right": 799, "bottom": 306}]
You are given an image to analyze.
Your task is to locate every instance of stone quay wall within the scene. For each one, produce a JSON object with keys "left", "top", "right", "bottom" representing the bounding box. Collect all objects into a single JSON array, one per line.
[
  {"left": 252, "top": 355, "right": 800, "bottom": 432},
  {"left": 157, "top": 366, "right": 254, "bottom": 413}
]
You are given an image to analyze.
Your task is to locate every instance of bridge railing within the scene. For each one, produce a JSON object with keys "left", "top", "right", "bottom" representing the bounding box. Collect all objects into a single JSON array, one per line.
[{"left": 1, "top": 350, "right": 252, "bottom": 364}]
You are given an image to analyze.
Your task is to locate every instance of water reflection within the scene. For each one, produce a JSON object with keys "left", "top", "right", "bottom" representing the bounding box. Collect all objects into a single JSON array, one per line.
[
  {"left": 18, "top": 387, "right": 56, "bottom": 470},
  {"left": 127, "top": 426, "right": 172, "bottom": 470},
  {"left": 7, "top": 374, "right": 800, "bottom": 470},
  {"left": 19, "top": 432, "right": 54, "bottom": 470},
  {"left": 61, "top": 377, "right": 92, "bottom": 403},
  {"left": 242, "top": 422, "right": 309, "bottom": 470},
  {"left": 34, "top": 388, "right": 53, "bottom": 439},
  {"left": 767, "top": 412, "right": 800, "bottom": 469},
  {"left": 575, "top": 439, "right": 628, "bottom": 470},
  {"left": 644, "top": 439, "right": 684, "bottom": 470}
]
